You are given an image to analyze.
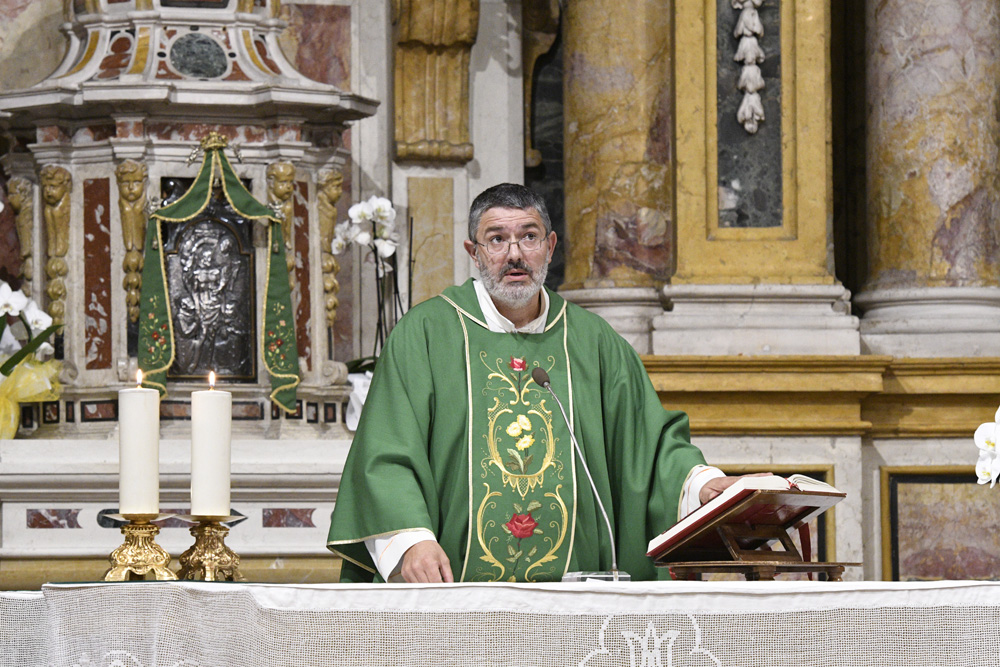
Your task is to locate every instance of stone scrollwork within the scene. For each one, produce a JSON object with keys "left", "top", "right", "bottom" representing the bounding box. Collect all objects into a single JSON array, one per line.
[
  {"left": 393, "top": 0, "right": 479, "bottom": 163},
  {"left": 522, "top": 0, "right": 560, "bottom": 168},
  {"left": 266, "top": 161, "right": 296, "bottom": 289},
  {"left": 8, "top": 177, "right": 33, "bottom": 294},
  {"left": 116, "top": 160, "right": 148, "bottom": 323},
  {"left": 733, "top": 0, "right": 765, "bottom": 134},
  {"left": 316, "top": 170, "right": 344, "bottom": 328},
  {"left": 40, "top": 165, "right": 71, "bottom": 326}
]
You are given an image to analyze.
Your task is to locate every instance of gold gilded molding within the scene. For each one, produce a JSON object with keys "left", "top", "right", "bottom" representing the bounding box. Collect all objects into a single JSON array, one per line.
[
  {"left": 522, "top": 0, "right": 559, "bottom": 168},
  {"left": 40, "top": 165, "right": 71, "bottom": 327},
  {"left": 644, "top": 355, "right": 890, "bottom": 436},
  {"left": 863, "top": 359, "right": 1000, "bottom": 438},
  {"left": 116, "top": 160, "right": 148, "bottom": 323},
  {"left": 317, "top": 170, "right": 344, "bottom": 328},
  {"left": 673, "top": 0, "right": 832, "bottom": 284},
  {"left": 8, "top": 177, "right": 33, "bottom": 293},
  {"left": 644, "top": 355, "right": 1000, "bottom": 439},
  {"left": 393, "top": 0, "right": 478, "bottom": 163}
]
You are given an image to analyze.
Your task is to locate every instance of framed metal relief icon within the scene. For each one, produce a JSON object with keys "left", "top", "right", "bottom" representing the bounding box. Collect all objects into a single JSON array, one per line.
[{"left": 163, "top": 188, "right": 257, "bottom": 383}]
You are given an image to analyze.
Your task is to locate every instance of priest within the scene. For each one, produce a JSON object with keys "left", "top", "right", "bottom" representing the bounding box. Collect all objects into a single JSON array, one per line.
[{"left": 328, "top": 183, "right": 740, "bottom": 582}]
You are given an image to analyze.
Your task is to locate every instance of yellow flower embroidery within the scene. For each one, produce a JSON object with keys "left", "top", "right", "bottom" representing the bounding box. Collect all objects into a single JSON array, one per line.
[
  {"left": 506, "top": 421, "right": 523, "bottom": 438},
  {"left": 516, "top": 434, "right": 534, "bottom": 451},
  {"left": 517, "top": 414, "right": 532, "bottom": 431}
]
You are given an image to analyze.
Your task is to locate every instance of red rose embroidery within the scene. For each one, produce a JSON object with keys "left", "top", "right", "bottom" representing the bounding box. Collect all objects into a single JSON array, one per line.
[
  {"left": 509, "top": 357, "right": 527, "bottom": 372},
  {"left": 505, "top": 512, "right": 538, "bottom": 539}
]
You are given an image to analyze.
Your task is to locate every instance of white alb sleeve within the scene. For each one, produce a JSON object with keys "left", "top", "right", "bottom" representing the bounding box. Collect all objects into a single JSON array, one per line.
[
  {"left": 678, "top": 465, "right": 727, "bottom": 519},
  {"left": 364, "top": 529, "right": 436, "bottom": 582}
]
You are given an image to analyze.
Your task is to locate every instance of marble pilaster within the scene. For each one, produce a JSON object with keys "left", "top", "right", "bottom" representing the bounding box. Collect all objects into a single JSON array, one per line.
[
  {"left": 857, "top": 0, "right": 1000, "bottom": 356},
  {"left": 652, "top": 0, "right": 859, "bottom": 355}
]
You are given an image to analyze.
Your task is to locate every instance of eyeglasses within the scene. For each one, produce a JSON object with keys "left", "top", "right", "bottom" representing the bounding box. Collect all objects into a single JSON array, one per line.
[{"left": 476, "top": 233, "right": 546, "bottom": 256}]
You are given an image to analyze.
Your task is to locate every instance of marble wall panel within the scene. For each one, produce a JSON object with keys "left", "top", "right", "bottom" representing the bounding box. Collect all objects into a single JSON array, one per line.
[
  {"left": 293, "top": 180, "right": 311, "bottom": 369},
  {"left": 890, "top": 472, "right": 1000, "bottom": 580},
  {"left": 26, "top": 509, "right": 82, "bottom": 529},
  {"left": 83, "top": 178, "right": 112, "bottom": 370},
  {"left": 278, "top": 3, "right": 350, "bottom": 87},
  {"left": 0, "top": 0, "right": 64, "bottom": 91},
  {"left": 408, "top": 177, "right": 454, "bottom": 306}
]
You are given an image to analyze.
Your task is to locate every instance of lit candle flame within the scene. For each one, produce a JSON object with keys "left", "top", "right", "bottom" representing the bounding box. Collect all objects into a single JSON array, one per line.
[
  {"left": 209, "top": 371, "right": 216, "bottom": 390},
  {"left": 136, "top": 368, "right": 143, "bottom": 388}
]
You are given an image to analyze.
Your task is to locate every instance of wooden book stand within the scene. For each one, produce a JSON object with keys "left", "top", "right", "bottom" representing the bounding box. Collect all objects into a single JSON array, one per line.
[{"left": 651, "top": 488, "right": 859, "bottom": 581}]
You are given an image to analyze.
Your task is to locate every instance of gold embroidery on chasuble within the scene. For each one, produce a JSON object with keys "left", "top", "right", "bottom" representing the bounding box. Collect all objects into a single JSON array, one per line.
[{"left": 457, "top": 311, "right": 575, "bottom": 583}]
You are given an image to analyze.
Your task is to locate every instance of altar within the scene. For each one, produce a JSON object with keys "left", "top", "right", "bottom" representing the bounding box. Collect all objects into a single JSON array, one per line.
[{"left": 2, "top": 579, "right": 996, "bottom": 667}]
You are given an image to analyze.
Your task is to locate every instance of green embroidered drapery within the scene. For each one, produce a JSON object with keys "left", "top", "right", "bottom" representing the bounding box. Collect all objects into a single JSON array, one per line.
[{"left": 137, "top": 134, "right": 300, "bottom": 412}]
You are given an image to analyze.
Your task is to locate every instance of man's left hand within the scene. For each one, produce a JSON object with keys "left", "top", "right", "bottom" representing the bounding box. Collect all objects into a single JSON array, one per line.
[{"left": 699, "top": 472, "right": 775, "bottom": 505}]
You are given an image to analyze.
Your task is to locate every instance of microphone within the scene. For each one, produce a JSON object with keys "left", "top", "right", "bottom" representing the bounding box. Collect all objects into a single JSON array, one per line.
[{"left": 531, "top": 367, "right": 629, "bottom": 581}]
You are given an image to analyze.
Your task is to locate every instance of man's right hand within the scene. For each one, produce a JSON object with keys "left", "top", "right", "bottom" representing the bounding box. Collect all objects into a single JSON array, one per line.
[{"left": 400, "top": 540, "right": 454, "bottom": 583}]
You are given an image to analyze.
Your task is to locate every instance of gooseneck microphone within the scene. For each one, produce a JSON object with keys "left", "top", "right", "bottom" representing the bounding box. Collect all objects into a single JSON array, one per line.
[{"left": 531, "top": 367, "right": 627, "bottom": 581}]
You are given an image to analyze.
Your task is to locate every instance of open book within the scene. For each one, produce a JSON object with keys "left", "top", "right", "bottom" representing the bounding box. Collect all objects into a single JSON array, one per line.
[{"left": 646, "top": 474, "right": 844, "bottom": 562}]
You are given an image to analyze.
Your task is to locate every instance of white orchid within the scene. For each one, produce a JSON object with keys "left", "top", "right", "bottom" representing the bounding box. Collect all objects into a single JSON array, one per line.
[
  {"left": 0, "top": 282, "right": 28, "bottom": 317},
  {"left": 348, "top": 200, "right": 374, "bottom": 224},
  {"left": 331, "top": 235, "right": 348, "bottom": 255},
  {"left": 368, "top": 196, "right": 396, "bottom": 224},
  {"left": 374, "top": 238, "right": 397, "bottom": 258},
  {"left": 975, "top": 409, "right": 1000, "bottom": 487},
  {"left": 22, "top": 300, "right": 52, "bottom": 336}
]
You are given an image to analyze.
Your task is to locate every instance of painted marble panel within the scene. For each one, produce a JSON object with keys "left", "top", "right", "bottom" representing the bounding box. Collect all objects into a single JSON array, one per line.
[
  {"left": 80, "top": 400, "right": 118, "bottom": 421},
  {"left": 262, "top": 508, "right": 316, "bottom": 528},
  {"left": 279, "top": 3, "right": 350, "bottom": 87},
  {"left": 27, "top": 509, "right": 82, "bottom": 529},
  {"left": 293, "top": 180, "right": 311, "bottom": 370},
  {"left": 0, "top": 176, "right": 20, "bottom": 285},
  {"left": 146, "top": 122, "right": 266, "bottom": 143},
  {"left": 83, "top": 178, "right": 112, "bottom": 370},
  {"left": 891, "top": 472, "right": 1000, "bottom": 580}
]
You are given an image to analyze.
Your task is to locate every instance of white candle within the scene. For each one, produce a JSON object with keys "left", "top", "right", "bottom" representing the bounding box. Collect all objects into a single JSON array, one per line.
[
  {"left": 118, "top": 370, "right": 160, "bottom": 515},
  {"left": 190, "top": 372, "right": 232, "bottom": 517}
]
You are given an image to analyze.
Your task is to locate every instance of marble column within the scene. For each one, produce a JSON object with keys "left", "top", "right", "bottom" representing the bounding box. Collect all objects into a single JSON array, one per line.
[
  {"left": 855, "top": 0, "right": 1000, "bottom": 356},
  {"left": 559, "top": 0, "right": 672, "bottom": 353}
]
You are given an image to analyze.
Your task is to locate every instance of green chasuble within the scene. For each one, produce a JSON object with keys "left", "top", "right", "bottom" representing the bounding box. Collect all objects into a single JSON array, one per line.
[{"left": 327, "top": 279, "right": 706, "bottom": 582}]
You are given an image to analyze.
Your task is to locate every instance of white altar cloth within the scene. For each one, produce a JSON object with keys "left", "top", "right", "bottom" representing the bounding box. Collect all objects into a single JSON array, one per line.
[{"left": 2, "top": 580, "right": 998, "bottom": 667}]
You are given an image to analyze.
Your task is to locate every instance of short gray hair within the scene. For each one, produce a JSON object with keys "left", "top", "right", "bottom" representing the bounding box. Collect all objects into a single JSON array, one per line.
[{"left": 468, "top": 183, "right": 552, "bottom": 242}]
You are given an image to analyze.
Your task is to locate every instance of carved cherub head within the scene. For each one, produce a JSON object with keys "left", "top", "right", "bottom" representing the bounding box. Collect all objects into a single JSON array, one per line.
[
  {"left": 318, "top": 170, "right": 344, "bottom": 204},
  {"left": 39, "top": 165, "right": 71, "bottom": 206},
  {"left": 266, "top": 162, "right": 296, "bottom": 202},
  {"left": 115, "top": 161, "right": 148, "bottom": 203}
]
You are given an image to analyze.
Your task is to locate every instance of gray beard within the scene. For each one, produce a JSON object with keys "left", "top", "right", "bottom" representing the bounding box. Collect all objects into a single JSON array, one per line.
[{"left": 477, "top": 258, "right": 548, "bottom": 310}]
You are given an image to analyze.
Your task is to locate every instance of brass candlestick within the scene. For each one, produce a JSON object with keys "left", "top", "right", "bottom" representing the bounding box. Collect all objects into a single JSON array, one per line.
[
  {"left": 103, "top": 514, "right": 178, "bottom": 581},
  {"left": 177, "top": 515, "right": 246, "bottom": 582}
]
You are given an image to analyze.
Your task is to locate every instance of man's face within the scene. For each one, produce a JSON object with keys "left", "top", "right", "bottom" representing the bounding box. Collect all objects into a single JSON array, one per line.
[{"left": 463, "top": 207, "right": 556, "bottom": 308}]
